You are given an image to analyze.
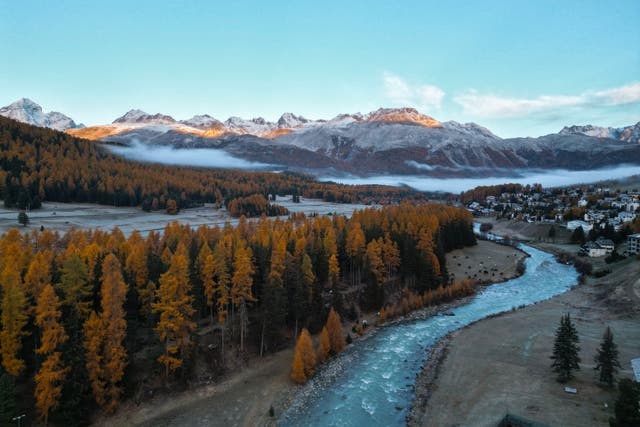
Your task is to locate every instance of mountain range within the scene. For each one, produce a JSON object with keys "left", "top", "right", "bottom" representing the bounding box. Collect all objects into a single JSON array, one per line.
[{"left": 2, "top": 98, "right": 639, "bottom": 177}]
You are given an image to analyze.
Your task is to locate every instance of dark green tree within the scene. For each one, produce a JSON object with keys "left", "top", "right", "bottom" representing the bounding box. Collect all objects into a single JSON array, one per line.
[
  {"left": 0, "top": 372, "right": 16, "bottom": 427},
  {"left": 550, "top": 313, "right": 581, "bottom": 382},
  {"left": 570, "top": 226, "right": 586, "bottom": 244},
  {"left": 610, "top": 378, "right": 640, "bottom": 427},
  {"left": 17, "top": 211, "right": 29, "bottom": 227},
  {"left": 594, "top": 326, "right": 621, "bottom": 386}
]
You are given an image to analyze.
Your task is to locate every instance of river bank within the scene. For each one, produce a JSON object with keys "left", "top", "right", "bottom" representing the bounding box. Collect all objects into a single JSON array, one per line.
[
  {"left": 280, "top": 242, "right": 576, "bottom": 426},
  {"left": 409, "top": 252, "right": 640, "bottom": 426},
  {"left": 94, "top": 240, "right": 524, "bottom": 427}
]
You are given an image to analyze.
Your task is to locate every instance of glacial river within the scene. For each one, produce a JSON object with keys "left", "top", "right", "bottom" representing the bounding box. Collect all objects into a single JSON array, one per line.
[{"left": 280, "top": 239, "right": 579, "bottom": 426}]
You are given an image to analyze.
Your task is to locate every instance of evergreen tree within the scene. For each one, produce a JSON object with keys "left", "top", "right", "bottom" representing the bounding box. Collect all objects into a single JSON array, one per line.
[
  {"left": 550, "top": 313, "right": 581, "bottom": 382},
  {"left": 571, "top": 226, "right": 586, "bottom": 244},
  {"left": 594, "top": 326, "right": 620, "bottom": 386},
  {"left": 610, "top": 378, "right": 640, "bottom": 427},
  {"left": 17, "top": 212, "right": 28, "bottom": 227}
]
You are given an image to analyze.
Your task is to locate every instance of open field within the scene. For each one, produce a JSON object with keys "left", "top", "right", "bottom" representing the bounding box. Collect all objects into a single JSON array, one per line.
[
  {"left": 0, "top": 197, "right": 369, "bottom": 236},
  {"left": 414, "top": 253, "right": 640, "bottom": 427},
  {"left": 446, "top": 240, "right": 525, "bottom": 284},
  {"left": 92, "top": 239, "right": 524, "bottom": 427}
]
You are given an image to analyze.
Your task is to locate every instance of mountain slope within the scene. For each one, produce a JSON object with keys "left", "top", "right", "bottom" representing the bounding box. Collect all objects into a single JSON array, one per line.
[
  {"left": 560, "top": 122, "right": 640, "bottom": 144},
  {"left": 0, "top": 98, "right": 82, "bottom": 131}
]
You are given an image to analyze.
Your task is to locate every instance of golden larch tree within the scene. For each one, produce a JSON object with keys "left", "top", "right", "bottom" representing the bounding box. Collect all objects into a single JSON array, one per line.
[
  {"left": 317, "top": 326, "right": 331, "bottom": 363},
  {"left": 153, "top": 251, "right": 196, "bottom": 379},
  {"left": 231, "top": 242, "right": 255, "bottom": 352},
  {"left": 0, "top": 263, "right": 29, "bottom": 376},
  {"left": 325, "top": 307, "right": 345, "bottom": 355},
  {"left": 34, "top": 284, "right": 68, "bottom": 425}
]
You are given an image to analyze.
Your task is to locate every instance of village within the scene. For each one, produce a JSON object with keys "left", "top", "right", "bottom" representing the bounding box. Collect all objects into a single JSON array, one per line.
[{"left": 462, "top": 182, "right": 640, "bottom": 258}]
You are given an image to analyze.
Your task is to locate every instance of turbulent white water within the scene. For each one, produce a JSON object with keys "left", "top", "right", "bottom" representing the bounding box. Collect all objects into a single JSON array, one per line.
[{"left": 280, "top": 242, "right": 579, "bottom": 426}]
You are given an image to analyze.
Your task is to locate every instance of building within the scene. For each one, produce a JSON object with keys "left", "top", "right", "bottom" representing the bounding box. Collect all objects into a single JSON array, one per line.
[
  {"left": 567, "top": 220, "right": 593, "bottom": 232},
  {"left": 628, "top": 233, "right": 640, "bottom": 255},
  {"left": 595, "top": 238, "right": 615, "bottom": 254},
  {"left": 580, "top": 241, "right": 607, "bottom": 257}
]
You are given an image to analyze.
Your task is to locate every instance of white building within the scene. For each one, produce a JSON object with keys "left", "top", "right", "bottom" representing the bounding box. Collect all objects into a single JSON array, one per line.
[
  {"left": 628, "top": 233, "right": 640, "bottom": 255},
  {"left": 581, "top": 241, "right": 607, "bottom": 257}
]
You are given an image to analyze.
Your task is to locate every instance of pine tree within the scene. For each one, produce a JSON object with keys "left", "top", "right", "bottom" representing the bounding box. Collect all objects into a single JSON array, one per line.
[
  {"left": 153, "top": 251, "right": 196, "bottom": 379},
  {"left": 550, "top": 313, "right": 581, "bottom": 383},
  {"left": 0, "top": 263, "right": 29, "bottom": 377},
  {"left": 316, "top": 326, "right": 331, "bottom": 363},
  {"left": 594, "top": 326, "right": 620, "bottom": 386},
  {"left": 325, "top": 308, "right": 345, "bottom": 355},
  {"left": 610, "top": 378, "right": 640, "bottom": 427}
]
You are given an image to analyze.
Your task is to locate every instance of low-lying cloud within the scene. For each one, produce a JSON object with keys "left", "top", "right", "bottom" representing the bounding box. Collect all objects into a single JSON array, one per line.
[
  {"left": 323, "top": 165, "right": 640, "bottom": 193},
  {"left": 106, "top": 142, "right": 279, "bottom": 170}
]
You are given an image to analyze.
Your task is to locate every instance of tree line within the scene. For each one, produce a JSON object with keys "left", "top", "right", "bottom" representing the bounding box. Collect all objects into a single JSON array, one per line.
[
  {"left": 0, "top": 202, "right": 475, "bottom": 425},
  {"left": 0, "top": 116, "right": 424, "bottom": 212}
]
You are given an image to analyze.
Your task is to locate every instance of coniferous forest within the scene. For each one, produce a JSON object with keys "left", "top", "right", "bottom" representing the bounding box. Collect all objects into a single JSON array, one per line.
[{"left": 0, "top": 116, "right": 477, "bottom": 425}]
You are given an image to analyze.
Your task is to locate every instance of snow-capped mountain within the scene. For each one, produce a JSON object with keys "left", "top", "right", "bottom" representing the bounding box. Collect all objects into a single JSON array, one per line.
[
  {"left": 3, "top": 98, "right": 639, "bottom": 177},
  {"left": 560, "top": 122, "right": 640, "bottom": 144},
  {"left": 113, "top": 109, "right": 177, "bottom": 125},
  {"left": 0, "top": 98, "right": 82, "bottom": 131}
]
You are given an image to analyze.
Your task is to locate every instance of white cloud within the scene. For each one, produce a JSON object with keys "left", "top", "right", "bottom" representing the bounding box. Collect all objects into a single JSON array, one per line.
[
  {"left": 454, "top": 82, "right": 640, "bottom": 119},
  {"left": 383, "top": 72, "right": 445, "bottom": 110},
  {"left": 594, "top": 82, "right": 640, "bottom": 105}
]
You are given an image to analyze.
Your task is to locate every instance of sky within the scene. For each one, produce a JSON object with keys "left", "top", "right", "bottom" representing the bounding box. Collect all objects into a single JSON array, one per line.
[{"left": 1, "top": 0, "right": 639, "bottom": 137}]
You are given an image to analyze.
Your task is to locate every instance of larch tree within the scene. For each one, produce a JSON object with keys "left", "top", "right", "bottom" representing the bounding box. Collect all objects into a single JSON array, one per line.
[
  {"left": 125, "top": 242, "right": 152, "bottom": 318},
  {"left": 84, "top": 254, "right": 128, "bottom": 413},
  {"left": 316, "top": 326, "right": 331, "bottom": 363},
  {"left": 231, "top": 242, "right": 255, "bottom": 353},
  {"left": 328, "top": 253, "right": 340, "bottom": 289},
  {"left": 34, "top": 284, "right": 69, "bottom": 425},
  {"left": 153, "top": 251, "right": 196, "bottom": 379},
  {"left": 325, "top": 308, "right": 345, "bottom": 355},
  {"left": 294, "top": 328, "right": 316, "bottom": 379},
  {"left": 57, "top": 254, "right": 92, "bottom": 328},
  {"left": 0, "top": 263, "right": 29, "bottom": 377},
  {"left": 594, "top": 326, "right": 620, "bottom": 386},
  {"left": 260, "top": 234, "right": 287, "bottom": 357},
  {"left": 212, "top": 241, "right": 231, "bottom": 363},
  {"left": 24, "top": 251, "right": 52, "bottom": 300},
  {"left": 366, "top": 239, "right": 385, "bottom": 286},
  {"left": 290, "top": 349, "right": 307, "bottom": 384}
]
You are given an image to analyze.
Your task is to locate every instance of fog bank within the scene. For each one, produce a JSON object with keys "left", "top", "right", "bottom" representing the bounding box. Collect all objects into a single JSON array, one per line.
[
  {"left": 321, "top": 165, "right": 640, "bottom": 193},
  {"left": 106, "top": 142, "right": 279, "bottom": 170}
]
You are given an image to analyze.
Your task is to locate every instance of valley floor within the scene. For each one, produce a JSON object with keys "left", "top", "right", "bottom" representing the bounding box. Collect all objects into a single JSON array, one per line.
[
  {"left": 410, "top": 247, "right": 640, "bottom": 427},
  {"left": 0, "top": 197, "right": 368, "bottom": 236},
  {"left": 92, "top": 240, "right": 523, "bottom": 427}
]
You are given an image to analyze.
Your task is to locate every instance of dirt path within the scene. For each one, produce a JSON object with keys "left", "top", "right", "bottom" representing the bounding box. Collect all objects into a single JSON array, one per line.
[{"left": 412, "top": 257, "right": 640, "bottom": 427}]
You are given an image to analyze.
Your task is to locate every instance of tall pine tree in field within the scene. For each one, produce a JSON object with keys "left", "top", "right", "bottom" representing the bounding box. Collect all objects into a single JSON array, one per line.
[
  {"left": 594, "top": 326, "right": 620, "bottom": 386},
  {"left": 550, "top": 313, "right": 581, "bottom": 383}
]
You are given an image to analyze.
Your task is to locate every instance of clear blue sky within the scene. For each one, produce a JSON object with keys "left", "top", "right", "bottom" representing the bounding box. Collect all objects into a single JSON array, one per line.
[{"left": 2, "top": 0, "right": 639, "bottom": 137}]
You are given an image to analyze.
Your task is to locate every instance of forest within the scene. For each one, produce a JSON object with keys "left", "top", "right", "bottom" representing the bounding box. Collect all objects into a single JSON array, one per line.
[
  {"left": 0, "top": 116, "right": 424, "bottom": 212},
  {"left": 0, "top": 202, "right": 475, "bottom": 425}
]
